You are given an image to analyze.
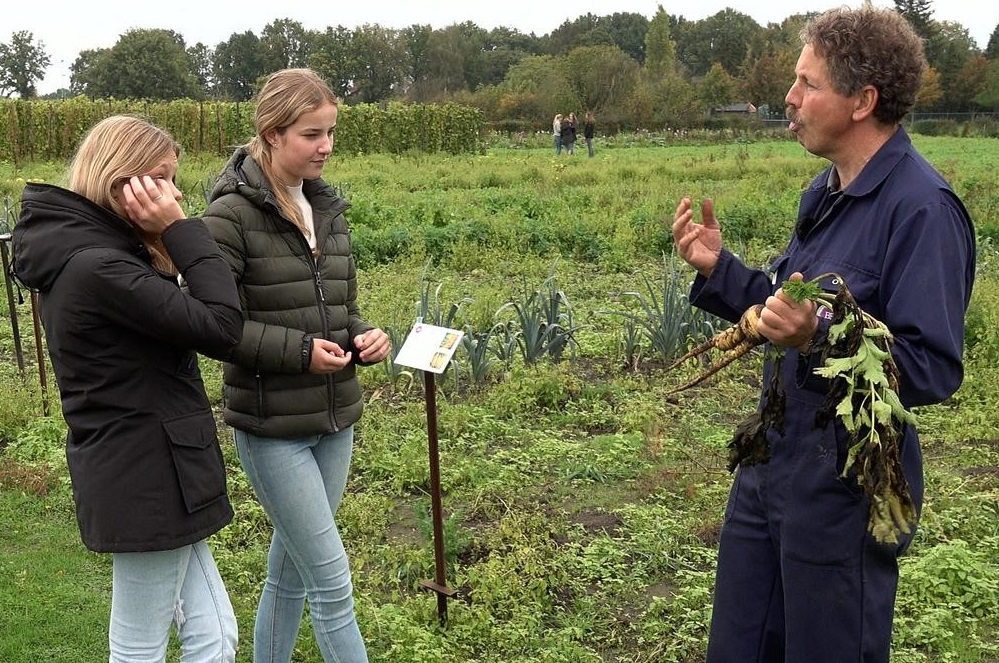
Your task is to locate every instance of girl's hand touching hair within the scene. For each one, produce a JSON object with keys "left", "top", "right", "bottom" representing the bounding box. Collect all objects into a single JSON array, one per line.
[{"left": 121, "top": 175, "right": 185, "bottom": 236}]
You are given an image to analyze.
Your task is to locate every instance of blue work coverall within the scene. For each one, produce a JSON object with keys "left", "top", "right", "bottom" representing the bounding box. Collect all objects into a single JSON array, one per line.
[{"left": 690, "top": 127, "right": 975, "bottom": 663}]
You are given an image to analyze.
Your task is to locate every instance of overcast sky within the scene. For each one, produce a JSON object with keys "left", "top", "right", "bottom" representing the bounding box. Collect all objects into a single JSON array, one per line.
[{"left": 9, "top": 0, "right": 994, "bottom": 94}]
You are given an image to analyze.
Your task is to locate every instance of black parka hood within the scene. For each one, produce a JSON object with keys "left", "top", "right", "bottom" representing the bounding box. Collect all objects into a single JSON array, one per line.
[{"left": 13, "top": 183, "right": 147, "bottom": 292}]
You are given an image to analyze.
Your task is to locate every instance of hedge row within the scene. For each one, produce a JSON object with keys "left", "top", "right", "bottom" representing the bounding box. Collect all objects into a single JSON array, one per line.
[{"left": 0, "top": 98, "right": 483, "bottom": 162}]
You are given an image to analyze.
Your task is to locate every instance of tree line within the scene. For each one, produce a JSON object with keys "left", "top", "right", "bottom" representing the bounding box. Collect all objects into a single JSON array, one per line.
[{"left": 2, "top": 0, "right": 998, "bottom": 132}]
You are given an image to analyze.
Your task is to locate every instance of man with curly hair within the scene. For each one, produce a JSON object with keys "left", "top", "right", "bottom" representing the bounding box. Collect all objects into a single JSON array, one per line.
[{"left": 671, "top": 6, "right": 975, "bottom": 662}]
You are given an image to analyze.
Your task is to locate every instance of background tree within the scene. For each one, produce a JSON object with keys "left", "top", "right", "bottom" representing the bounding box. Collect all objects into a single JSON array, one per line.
[
  {"left": 559, "top": 45, "right": 639, "bottom": 117},
  {"left": 741, "top": 50, "right": 795, "bottom": 117},
  {"left": 545, "top": 14, "right": 602, "bottom": 55},
  {"left": 70, "top": 29, "right": 201, "bottom": 100},
  {"left": 398, "top": 25, "right": 434, "bottom": 102},
  {"left": 914, "top": 67, "right": 943, "bottom": 109},
  {"left": 478, "top": 27, "right": 535, "bottom": 91},
  {"left": 349, "top": 24, "right": 407, "bottom": 103},
  {"left": 259, "top": 19, "right": 315, "bottom": 72},
  {"left": 627, "top": 69, "right": 700, "bottom": 129},
  {"left": 0, "top": 31, "right": 51, "bottom": 98},
  {"left": 69, "top": 49, "right": 106, "bottom": 97},
  {"left": 739, "top": 17, "right": 803, "bottom": 116},
  {"left": 424, "top": 26, "right": 470, "bottom": 97},
  {"left": 442, "top": 22, "right": 490, "bottom": 92},
  {"left": 487, "top": 54, "right": 578, "bottom": 126},
  {"left": 675, "top": 9, "right": 762, "bottom": 78},
  {"left": 698, "top": 61, "right": 739, "bottom": 112},
  {"left": 973, "top": 59, "right": 999, "bottom": 110},
  {"left": 644, "top": 5, "right": 677, "bottom": 79},
  {"left": 927, "top": 22, "right": 979, "bottom": 111},
  {"left": 894, "top": 0, "right": 949, "bottom": 68},
  {"left": 187, "top": 43, "right": 214, "bottom": 98},
  {"left": 952, "top": 55, "right": 990, "bottom": 111},
  {"left": 986, "top": 23, "right": 999, "bottom": 59},
  {"left": 603, "top": 12, "right": 651, "bottom": 64},
  {"left": 893, "top": 0, "right": 934, "bottom": 36},
  {"left": 308, "top": 26, "right": 355, "bottom": 101},
  {"left": 212, "top": 31, "right": 268, "bottom": 101}
]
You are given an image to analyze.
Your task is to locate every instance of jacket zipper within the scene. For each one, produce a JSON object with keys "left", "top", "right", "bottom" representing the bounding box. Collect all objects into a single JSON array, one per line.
[
  {"left": 262, "top": 185, "right": 340, "bottom": 432},
  {"left": 312, "top": 252, "right": 338, "bottom": 433},
  {"left": 255, "top": 370, "right": 265, "bottom": 418}
]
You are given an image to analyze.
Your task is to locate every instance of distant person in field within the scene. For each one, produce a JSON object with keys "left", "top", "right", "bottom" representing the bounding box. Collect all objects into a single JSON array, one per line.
[
  {"left": 583, "top": 111, "right": 595, "bottom": 157},
  {"left": 553, "top": 112, "right": 563, "bottom": 155},
  {"left": 12, "top": 115, "right": 242, "bottom": 662},
  {"left": 203, "top": 68, "right": 391, "bottom": 663},
  {"left": 671, "top": 6, "right": 974, "bottom": 663},
  {"left": 560, "top": 112, "right": 577, "bottom": 155}
]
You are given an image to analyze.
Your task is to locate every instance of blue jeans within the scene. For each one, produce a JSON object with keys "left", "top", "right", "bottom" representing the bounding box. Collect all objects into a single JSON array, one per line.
[
  {"left": 109, "top": 540, "right": 237, "bottom": 663},
  {"left": 235, "top": 427, "right": 368, "bottom": 663},
  {"left": 554, "top": 135, "right": 562, "bottom": 155}
]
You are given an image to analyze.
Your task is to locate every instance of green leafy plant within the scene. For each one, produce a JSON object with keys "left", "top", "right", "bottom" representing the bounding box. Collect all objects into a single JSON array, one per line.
[
  {"left": 5, "top": 415, "right": 67, "bottom": 468},
  {"left": 415, "top": 271, "right": 469, "bottom": 330},
  {"left": 497, "top": 272, "right": 580, "bottom": 365},
  {"left": 601, "top": 251, "right": 724, "bottom": 364},
  {"left": 894, "top": 538, "right": 999, "bottom": 657},
  {"left": 459, "top": 327, "right": 497, "bottom": 384},
  {"left": 380, "top": 325, "right": 415, "bottom": 391},
  {"left": 618, "top": 316, "right": 644, "bottom": 371}
]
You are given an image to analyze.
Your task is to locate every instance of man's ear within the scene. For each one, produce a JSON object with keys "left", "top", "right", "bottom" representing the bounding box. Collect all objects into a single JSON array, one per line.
[{"left": 853, "top": 85, "right": 878, "bottom": 121}]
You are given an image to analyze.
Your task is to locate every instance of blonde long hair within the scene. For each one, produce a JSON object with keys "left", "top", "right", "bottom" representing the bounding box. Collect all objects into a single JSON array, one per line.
[
  {"left": 69, "top": 115, "right": 180, "bottom": 274},
  {"left": 248, "top": 68, "right": 340, "bottom": 242}
]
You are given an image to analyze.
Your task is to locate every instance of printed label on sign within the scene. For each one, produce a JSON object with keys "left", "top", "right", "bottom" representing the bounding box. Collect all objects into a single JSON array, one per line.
[{"left": 394, "top": 323, "right": 464, "bottom": 374}]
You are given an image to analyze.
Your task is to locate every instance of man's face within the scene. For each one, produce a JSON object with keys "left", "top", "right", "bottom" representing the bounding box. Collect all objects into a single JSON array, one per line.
[{"left": 784, "top": 44, "right": 857, "bottom": 160}]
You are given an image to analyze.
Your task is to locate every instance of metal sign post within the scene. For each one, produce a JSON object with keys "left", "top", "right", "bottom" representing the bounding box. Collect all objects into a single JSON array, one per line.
[
  {"left": 417, "top": 369, "right": 457, "bottom": 625},
  {"left": 394, "top": 322, "right": 464, "bottom": 626}
]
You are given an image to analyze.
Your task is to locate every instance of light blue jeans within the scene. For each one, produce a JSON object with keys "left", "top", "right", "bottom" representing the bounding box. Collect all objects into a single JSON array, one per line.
[
  {"left": 109, "top": 540, "right": 237, "bottom": 663},
  {"left": 235, "top": 427, "right": 368, "bottom": 663}
]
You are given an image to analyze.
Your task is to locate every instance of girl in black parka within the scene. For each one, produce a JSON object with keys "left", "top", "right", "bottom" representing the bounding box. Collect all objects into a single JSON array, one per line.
[{"left": 12, "top": 115, "right": 242, "bottom": 662}]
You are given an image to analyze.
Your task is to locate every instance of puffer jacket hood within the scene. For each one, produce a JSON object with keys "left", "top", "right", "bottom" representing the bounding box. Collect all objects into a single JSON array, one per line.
[
  {"left": 210, "top": 148, "right": 272, "bottom": 209},
  {"left": 14, "top": 183, "right": 146, "bottom": 292},
  {"left": 210, "top": 147, "right": 350, "bottom": 220}
]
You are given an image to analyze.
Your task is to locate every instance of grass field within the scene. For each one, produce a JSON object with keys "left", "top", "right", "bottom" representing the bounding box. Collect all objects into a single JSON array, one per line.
[{"left": 2, "top": 134, "right": 998, "bottom": 662}]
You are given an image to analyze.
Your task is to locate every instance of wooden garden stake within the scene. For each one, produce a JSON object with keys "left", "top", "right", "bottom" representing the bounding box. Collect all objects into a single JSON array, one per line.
[
  {"left": 0, "top": 234, "right": 26, "bottom": 376},
  {"left": 29, "top": 290, "right": 50, "bottom": 416}
]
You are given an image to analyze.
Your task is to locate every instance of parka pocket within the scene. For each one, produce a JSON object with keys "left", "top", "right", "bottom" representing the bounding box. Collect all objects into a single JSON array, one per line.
[{"left": 162, "top": 409, "right": 227, "bottom": 513}]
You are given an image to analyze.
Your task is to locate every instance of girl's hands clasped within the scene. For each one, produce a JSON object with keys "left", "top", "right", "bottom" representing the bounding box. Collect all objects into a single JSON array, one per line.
[
  {"left": 309, "top": 339, "right": 352, "bottom": 374},
  {"left": 308, "top": 329, "right": 391, "bottom": 374},
  {"left": 354, "top": 328, "right": 391, "bottom": 364}
]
